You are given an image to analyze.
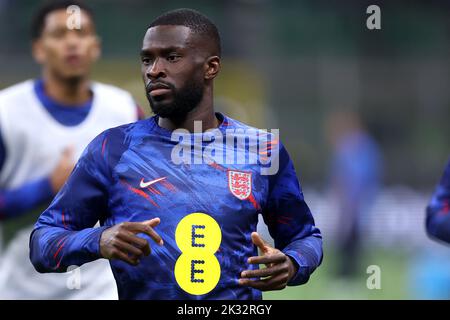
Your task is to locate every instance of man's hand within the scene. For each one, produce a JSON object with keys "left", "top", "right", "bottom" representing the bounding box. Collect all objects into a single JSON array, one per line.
[
  {"left": 239, "top": 232, "right": 298, "bottom": 291},
  {"left": 100, "top": 218, "right": 164, "bottom": 266},
  {"left": 50, "top": 146, "right": 75, "bottom": 193}
]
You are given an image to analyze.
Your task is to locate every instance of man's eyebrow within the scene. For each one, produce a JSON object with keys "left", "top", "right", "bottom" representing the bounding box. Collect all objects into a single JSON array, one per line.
[
  {"left": 140, "top": 46, "right": 185, "bottom": 56},
  {"left": 140, "top": 49, "right": 151, "bottom": 56},
  {"left": 45, "top": 26, "right": 67, "bottom": 33},
  {"left": 162, "top": 46, "right": 185, "bottom": 51}
]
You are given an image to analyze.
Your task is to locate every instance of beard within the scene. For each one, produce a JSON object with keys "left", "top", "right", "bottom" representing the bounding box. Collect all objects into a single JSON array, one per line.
[{"left": 146, "top": 78, "right": 204, "bottom": 120}]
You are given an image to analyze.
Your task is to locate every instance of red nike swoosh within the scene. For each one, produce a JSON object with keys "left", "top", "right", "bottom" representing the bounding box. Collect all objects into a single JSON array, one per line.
[{"left": 140, "top": 177, "right": 166, "bottom": 188}]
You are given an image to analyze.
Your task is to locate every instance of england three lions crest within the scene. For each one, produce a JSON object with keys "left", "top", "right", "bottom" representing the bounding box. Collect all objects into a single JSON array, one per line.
[{"left": 228, "top": 170, "right": 252, "bottom": 200}]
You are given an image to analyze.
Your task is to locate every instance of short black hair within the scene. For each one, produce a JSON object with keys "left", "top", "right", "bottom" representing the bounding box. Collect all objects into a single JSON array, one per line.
[
  {"left": 148, "top": 8, "right": 221, "bottom": 57},
  {"left": 31, "top": 0, "right": 94, "bottom": 41}
]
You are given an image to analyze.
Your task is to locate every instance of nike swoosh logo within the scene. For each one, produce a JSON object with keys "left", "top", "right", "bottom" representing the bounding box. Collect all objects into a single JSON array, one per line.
[{"left": 140, "top": 177, "right": 166, "bottom": 188}]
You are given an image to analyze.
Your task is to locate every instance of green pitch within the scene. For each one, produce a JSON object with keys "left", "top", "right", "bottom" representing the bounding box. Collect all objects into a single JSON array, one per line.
[{"left": 263, "top": 247, "right": 409, "bottom": 300}]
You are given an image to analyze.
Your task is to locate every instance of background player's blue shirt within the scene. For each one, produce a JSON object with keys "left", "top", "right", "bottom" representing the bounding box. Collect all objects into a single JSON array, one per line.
[
  {"left": 30, "top": 113, "right": 323, "bottom": 300},
  {"left": 426, "top": 158, "right": 450, "bottom": 243}
]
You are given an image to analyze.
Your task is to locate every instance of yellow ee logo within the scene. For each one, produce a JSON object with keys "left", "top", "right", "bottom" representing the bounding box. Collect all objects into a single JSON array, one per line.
[{"left": 174, "top": 212, "right": 222, "bottom": 295}]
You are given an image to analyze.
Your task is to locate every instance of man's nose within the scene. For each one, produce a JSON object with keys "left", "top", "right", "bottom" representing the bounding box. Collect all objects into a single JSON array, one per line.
[
  {"left": 64, "top": 31, "right": 80, "bottom": 48},
  {"left": 147, "top": 58, "right": 165, "bottom": 79}
]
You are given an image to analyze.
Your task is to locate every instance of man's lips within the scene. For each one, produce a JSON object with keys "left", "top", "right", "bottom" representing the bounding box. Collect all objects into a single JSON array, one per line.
[
  {"left": 149, "top": 88, "right": 171, "bottom": 97},
  {"left": 147, "top": 82, "right": 172, "bottom": 97},
  {"left": 65, "top": 54, "right": 82, "bottom": 65}
]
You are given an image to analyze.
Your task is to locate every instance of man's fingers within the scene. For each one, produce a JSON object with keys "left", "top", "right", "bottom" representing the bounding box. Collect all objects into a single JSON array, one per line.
[
  {"left": 142, "top": 218, "right": 164, "bottom": 246},
  {"left": 240, "top": 264, "right": 286, "bottom": 279},
  {"left": 117, "top": 230, "right": 151, "bottom": 256},
  {"left": 143, "top": 218, "right": 161, "bottom": 228},
  {"left": 142, "top": 218, "right": 164, "bottom": 245},
  {"left": 142, "top": 225, "right": 163, "bottom": 246},
  {"left": 122, "top": 221, "right": 163, "bottom": 246},
  {"left": 251, "top": 232, "right": 267, "bottom": 253},
  {"left": 112, "top": 249, "right": 140, "bottom": 266},
  {"left": 114, "top": 239, "right": 144, "bottom": 258},
  {"left": 247, "top": 252, "right": 286, "bottom": 265},
  {"left": 239, "top": 272, "right": 288, "bottom": 291}
]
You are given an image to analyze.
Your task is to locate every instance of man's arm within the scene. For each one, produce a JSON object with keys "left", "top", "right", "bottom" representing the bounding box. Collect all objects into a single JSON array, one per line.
[
  {"left": 29, "top": 133, "right": 111, "bottom": 273},
  {"left": 30, "top": 130, "right": 163, "bottom": 273},
  {"left": 0, "top": 178, "right": 53, "bottom": 220},
  {"left": 426, "top": 158, "right": 450, "bottom": 243},
  {"left": 0, "top": 146, "right": 74, "bottom": 221},
  {"left": 240, "top": 142, "right": 323, "bottom": 290},
  {"left": 0, "top": 128, "right": 55, "bottom": 220}
]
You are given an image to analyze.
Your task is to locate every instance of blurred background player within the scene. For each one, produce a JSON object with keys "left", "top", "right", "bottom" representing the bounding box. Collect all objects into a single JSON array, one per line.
[
  {"left": 406, "top": 158, "right": 450, "bottom": 300},
  {"left": 0, "top": 0, "right": 142, "bottom": 299},
  {"left": 426, "top": 158, "right": 450, "bottom": 244},
  {"left": 325, "top": 110, "right": 382, "bottom": 278}
]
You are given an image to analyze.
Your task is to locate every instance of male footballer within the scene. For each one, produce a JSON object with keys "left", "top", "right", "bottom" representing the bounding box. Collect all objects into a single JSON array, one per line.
[
  {"left": 426, "top": 158, "right": 450, "bottom": 244},
  {"left": 30, "top": 8, "right": 323, "bottom": 299}
]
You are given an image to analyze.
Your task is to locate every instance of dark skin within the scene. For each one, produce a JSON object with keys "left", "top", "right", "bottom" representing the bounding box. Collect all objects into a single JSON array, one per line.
[
  {"left": 239, "top": 232, "right": 298, "bottom": 291},
  {"left": 100, "top": 25, "right": 297, "bottom": 292},
  {"left": 100, "top": 218, "right": 163, "bottom": 266},
  {"left": 140, "top": 25, "right": 220, "bottom": 132}
]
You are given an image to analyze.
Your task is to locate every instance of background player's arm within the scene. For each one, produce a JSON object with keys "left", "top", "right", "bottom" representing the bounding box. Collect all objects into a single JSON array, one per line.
[
  {"left": 29, "top": 133, "right": 111, "bottom": 273},
  {"left": 0, "top": 178, "right": 53, "bottom": 220},
  {"left": 260, "top": 143, "right": 323, "bottom": 286},
  {"left": 426, "top": 159, "right": 450, "bottom": 243},
  {"left": 0, "top": 133, "right": 73, "bottom": 220}
]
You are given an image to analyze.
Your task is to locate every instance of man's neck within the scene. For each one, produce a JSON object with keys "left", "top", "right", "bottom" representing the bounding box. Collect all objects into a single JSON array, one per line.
[{"left": 42, "top": 71, "right": 91, "bottom": 106}]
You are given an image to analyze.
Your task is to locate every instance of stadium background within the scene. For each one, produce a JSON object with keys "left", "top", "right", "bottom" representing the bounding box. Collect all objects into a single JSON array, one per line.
[{"left": 0, "top": 0, "right": 449, "bottom": 299}]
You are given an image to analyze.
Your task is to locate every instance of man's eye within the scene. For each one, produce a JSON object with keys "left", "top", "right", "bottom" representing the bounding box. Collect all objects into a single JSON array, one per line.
[
  {"left": 141, "top": 58, "right": 152, "bottom": 65},
  {"left": 75, "top": 28, "right": 90, "bottom": 37},
  {"left": 167, "top": 54, "right": 180, "bottom": 62},
  {"left": 49, "top": 30, "right": 66, "bottom": 39}
]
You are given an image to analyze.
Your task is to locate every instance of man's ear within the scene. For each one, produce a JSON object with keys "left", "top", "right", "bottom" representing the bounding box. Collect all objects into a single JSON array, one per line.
[
  {"left": 32, "top": 40, "right": 45, "bottom": 65},
  {"left": 204, "top": 56, "right": 220, "bottom": 80}
]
